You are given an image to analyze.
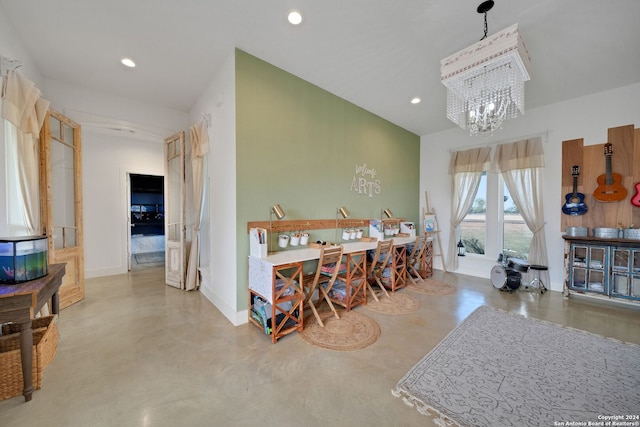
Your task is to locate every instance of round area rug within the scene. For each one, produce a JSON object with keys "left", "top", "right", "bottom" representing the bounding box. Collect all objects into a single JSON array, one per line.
[
  {"left": 299, "top": 310, "right": 381, "bottom": 351},
  {"left": 406, "top": 279, "right": 457, "bottom": 296},
  {"left": 364, "top": 292, "right": 421, "bottom": 315}
]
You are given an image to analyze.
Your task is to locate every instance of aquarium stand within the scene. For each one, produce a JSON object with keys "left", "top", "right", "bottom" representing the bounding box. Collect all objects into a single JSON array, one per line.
[{"left": 0, "top": 263, "right": 66, "bottom": 401}]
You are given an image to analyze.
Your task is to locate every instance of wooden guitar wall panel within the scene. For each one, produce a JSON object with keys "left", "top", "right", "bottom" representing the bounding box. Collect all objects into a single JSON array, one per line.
[
  {"left": 583, "top": 144, "right": 610, "bottom": 227},
  {"left": 561, "top": 124, "right": 637, "bottom": 231},
  {"left": 608, "top": 125, "right": 634, "bottom": 178},
  {"left": 561, "top": 139, "right": 584, "bottom": 187},
  {"left": 561, "top": 139, "right": 585, "bottom": 229}
]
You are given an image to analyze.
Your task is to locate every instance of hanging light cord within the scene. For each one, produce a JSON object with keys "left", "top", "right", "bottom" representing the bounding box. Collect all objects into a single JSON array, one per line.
[
  {"left": 481, "top": 10, "right": 489, "bottom": 40},
  {"left": 477, "top": 0, "right": 495, "bottom": 41}
]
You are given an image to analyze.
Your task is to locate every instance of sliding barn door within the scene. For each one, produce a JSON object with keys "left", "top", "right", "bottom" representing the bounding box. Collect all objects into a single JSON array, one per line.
[
  {"left": 39, "top": 110, "right": 84, "bottom": 308},
  {"left": 165, "top": 131, "right": 186, "bottom": 288}
]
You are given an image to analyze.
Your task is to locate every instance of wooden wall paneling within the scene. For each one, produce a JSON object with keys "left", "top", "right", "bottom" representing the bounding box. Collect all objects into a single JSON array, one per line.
[
  {"left": 633, "top": 128, "right": 640, "bottom": 227},
  {"left": 561, "top": 124, "right": 638, "bottom": 233},
  {"left": 583, "top": 143, "right": 610, "bottom": 228},
  {"left": 561, "top": 139, "right": 584, "bottom": 230},
  {"left": 607, "top": 124, "right": 634, "bottom": 228},
  {"left": 561, "top": 139, "right": 584, "bottom": 186},
  {"left": 607, "top": 124, "right": 634, "bottom": 179},
  {"left": 247, "top": 218, "right": 371, "bottom": 233}
]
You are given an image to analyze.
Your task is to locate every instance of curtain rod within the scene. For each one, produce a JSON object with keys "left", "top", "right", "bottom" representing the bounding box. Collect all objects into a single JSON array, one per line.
[
  {"left": 448, "top": 130, "right": 550, "bottom": 153},
  {"left": 201, "top": 112, "right": 211, "bottom": 128},
  {"left": 1, "top": 56, "right": 22, "bottom": 77}
]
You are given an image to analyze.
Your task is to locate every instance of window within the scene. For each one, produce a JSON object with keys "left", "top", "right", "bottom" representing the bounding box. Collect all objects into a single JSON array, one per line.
[
  {"left": 460, "top": 172, "right": 532, "bottom": 260},
  {"left": 502, "top": 182, "right": 532, "bottom": 260},
  {"left": 459, "top": 172, "right": 487, "bottom": 255}
]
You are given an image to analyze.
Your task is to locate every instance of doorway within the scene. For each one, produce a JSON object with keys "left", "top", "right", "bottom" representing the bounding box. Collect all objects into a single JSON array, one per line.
[{"left": 129, "top": 173, "right": 165, "bottom": 270}]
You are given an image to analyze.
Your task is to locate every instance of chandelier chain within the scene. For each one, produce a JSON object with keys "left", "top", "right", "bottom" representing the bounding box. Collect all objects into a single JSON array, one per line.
[{"left": 481, "top": 10, "right": 489, "bottom": 40}]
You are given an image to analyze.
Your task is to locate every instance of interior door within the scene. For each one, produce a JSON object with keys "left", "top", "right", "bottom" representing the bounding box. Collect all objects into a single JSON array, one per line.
[
  {"left": 126, "top": 173, "right": 133, "bottom": 271},
  {"left": 39, "top": 110, "right": 84, "bottom": 308},
  {"left": 165, "top": 131, "right": 186, "bottom": 288}
]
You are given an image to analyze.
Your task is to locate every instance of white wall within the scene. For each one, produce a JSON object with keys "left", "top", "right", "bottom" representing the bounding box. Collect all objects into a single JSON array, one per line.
[
  {"left": 188, "top": 49, "right": 241, "bottom": 324},
  {"left": 43, "top": 80, "right": 188, "bottom": 278},
  {"left": 81, "top": 130, "right": 165, "bottom": 277},
  {"left": 0, "top": 11, "right": 187, "bottom": 275},
  {"left": 421, "top": 82, "right": 640, "bottom": 292}
]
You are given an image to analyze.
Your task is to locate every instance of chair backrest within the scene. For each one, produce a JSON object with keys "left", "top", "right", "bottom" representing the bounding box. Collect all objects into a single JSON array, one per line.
[
  {"left": 408, "top": 235, "right": 426, "bottom": 264},
  {"left": 312, "top": 245, "right": 344, "bottom": 287},
  {"left": 371, "top": 239, "right": 393, "bottom": 270}
]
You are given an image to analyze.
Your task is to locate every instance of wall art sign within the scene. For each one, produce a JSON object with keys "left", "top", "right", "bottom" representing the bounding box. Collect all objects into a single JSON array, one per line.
[{"left": 351, "top": 163, "right": 381, "bottom": 197}]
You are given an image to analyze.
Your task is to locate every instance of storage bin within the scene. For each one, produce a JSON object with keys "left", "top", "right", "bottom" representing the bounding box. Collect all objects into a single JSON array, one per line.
[
  {"left": 622, "top": 229, "right": 640, "bottom": 240},
  {"left": 0, "top": 316, "right": 59, "bottom": 400},
  {"left": 565, "top": 226, "right": 588, "bottom": 237},
  {"left": 593, "top": 228, "right": 619, "bottom": 239}
]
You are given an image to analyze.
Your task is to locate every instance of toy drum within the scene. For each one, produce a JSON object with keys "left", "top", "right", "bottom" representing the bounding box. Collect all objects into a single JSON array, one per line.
[
  {"left": 490, "top": 265, "right": 521, "bottom": 291},
  {"left": 507, "top": 258, "right": 530, "bottom": 273}
]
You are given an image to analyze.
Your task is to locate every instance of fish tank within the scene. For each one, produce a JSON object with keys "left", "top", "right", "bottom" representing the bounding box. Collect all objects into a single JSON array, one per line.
[{"left": 0, "top": 236, "right": 48, "bottom": 284}]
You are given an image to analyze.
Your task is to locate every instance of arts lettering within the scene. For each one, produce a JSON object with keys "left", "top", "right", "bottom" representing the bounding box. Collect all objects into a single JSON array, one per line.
[{"left": 350, "top": 176, "right": 381, "bottom": 197}]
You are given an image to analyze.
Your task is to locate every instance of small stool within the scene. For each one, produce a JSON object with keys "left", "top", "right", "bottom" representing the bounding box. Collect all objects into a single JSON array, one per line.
[{"left": 527, "top": 265, "right": 548, "bottom": 294}]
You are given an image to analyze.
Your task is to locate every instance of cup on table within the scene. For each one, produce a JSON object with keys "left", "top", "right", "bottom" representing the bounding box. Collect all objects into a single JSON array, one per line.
[{"left": 300, "top": 233, "right": 310, "bottom": 245}]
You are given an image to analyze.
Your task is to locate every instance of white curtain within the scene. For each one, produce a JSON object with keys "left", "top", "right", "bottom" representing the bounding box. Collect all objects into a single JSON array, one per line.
[
  {"left": 1, "top": 69, "right": 49, "bottom": 236},
  {"left": 492, "top": 137, "right": 550, "bottom": 287},
  {"left": 185, "top": 119, "right": 209, "bottom": 291},
  {"left": 5, "top": 123, "right": 40, "bottom": 234},
  {"left": 447, "top": 147, "right": 492, "bottom": 271}
]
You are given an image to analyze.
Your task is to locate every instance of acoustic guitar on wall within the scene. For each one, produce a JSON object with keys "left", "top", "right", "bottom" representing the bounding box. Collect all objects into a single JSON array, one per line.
[
  {"left": 631, "top": 182, "right": 640, "bottom": 207},
  {"left": 562, "top": 166, "right": 588, "bottom": 215},
  {"left": 593, "top": 143, "right": 627, "bottom": 203}
]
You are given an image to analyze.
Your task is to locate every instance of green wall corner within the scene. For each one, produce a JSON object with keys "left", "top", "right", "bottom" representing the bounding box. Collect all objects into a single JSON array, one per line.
[{"left": 235, "top": 49, "right": 420, "bottom": 309}]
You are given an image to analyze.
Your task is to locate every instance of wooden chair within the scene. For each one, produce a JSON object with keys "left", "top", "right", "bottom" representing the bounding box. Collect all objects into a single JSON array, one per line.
[
  {"left": 302, "top": 245, "right": 344, "bottom": 327},
  {"left": 407, "top": 235, "right": 428, "bottom": 286},
  {"left": 335, "top": 250, "right": 367, "bottom": 311},
  {"left": 366, "top": 239, "right": 393, "bottom": 302}
]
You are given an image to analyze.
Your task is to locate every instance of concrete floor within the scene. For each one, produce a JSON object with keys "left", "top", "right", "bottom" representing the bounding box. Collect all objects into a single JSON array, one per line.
[{"left": 1, "top": 267, "right": 639, "bottom": 427}]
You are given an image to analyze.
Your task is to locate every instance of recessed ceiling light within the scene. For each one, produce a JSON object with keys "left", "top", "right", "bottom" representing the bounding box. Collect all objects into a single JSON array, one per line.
[
  {"left": 121, "top": 58, "right": 136, "bottom": 68},
  {"left": 288, "top": 10, "right": 303, "bottom": 25},
  {"left": 411, "top": 97, "right": 421, "bottom": 104}
]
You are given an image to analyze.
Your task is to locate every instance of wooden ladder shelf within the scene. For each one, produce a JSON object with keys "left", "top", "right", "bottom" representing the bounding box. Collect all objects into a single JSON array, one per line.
[{"left": 423, "top": 191, "right": 447, "bottom": 272}]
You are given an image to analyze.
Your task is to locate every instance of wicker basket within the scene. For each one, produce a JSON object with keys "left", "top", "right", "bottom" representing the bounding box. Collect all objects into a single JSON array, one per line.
[{"left": 0, "top": 316, "right": 59, "bottom": 400}]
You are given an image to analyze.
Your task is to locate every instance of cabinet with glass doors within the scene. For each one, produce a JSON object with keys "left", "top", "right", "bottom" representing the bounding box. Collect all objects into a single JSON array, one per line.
[{"left": 563, "top": 236, "right": 640, "bottom": 304}]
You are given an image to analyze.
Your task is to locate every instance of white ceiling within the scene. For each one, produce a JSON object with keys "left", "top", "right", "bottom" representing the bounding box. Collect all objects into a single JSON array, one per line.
[{"left": 2, "top": 0, "right": 640, "bottom": 136}]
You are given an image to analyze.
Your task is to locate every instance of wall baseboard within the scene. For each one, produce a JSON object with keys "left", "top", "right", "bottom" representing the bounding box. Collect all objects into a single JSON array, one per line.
[
  {"left": 85, "top": 266, "right": 127, "bottom": 279},
  {"left": 199, "top": 268, "right": 248, "bottom": 326}
]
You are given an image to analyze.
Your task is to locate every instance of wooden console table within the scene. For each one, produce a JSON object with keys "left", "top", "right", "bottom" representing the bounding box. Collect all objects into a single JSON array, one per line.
[{"left": 0, "top": 263, "right": 66, "bottom": 401}]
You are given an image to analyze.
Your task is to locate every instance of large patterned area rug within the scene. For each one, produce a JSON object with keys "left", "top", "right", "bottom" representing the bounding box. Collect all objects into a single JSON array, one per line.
[
  {"left": 406, "top": 278, "right": 457, "bottom": 296},
  {"left": 299, "top": 310, "right": 380, "bottom": 351},
  {"left": 392, "top": 306, "right": 640, "bottom": 427}
]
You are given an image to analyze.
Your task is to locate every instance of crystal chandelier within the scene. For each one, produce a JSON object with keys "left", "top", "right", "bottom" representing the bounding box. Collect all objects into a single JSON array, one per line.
[{"left": 440, "top": 1, "right": 531, "bottom": 135}]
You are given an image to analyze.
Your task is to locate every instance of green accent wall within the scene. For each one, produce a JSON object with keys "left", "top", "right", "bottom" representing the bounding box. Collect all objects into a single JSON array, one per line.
[{"left": 235, "top": 49, "right": 420, "bottom": 309}]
